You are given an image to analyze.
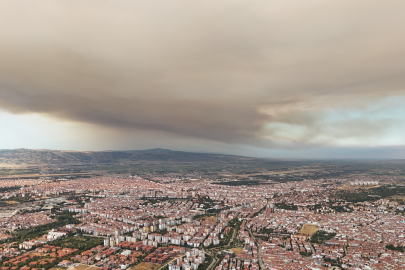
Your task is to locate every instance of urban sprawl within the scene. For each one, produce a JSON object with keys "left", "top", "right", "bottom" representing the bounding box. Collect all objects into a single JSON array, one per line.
[{"left": 0, "top": 176, "right": 404, "bottom": 270}]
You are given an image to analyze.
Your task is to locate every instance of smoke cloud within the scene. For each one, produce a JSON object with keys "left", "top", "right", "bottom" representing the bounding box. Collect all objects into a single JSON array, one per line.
[{"left": 1, "top": 0, "right": 405, "bottom": 149}]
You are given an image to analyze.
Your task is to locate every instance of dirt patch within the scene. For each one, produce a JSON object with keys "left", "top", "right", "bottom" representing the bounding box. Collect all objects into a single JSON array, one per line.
[
  {"left": 70, "top": 264, "right": 100, "bottom": 270},
  {"left": 299, "top": 224, "right": 320, "bottom": 236},
  {"left": 389, "top": 195, "right": 405, "bottom": 201},
  {"left": 202, "top": 216, "right": 217, "bottom": 221},
  {"left": 0, "top": 163, "right": 27, "bottom": 168},
  {"left": 130, "top": 262, "right": 161, "bottom": 270},
  {"left": 5, "top": 201, "right": 19, "bottom": 204},
  {"left": 338, "top": 185, "right": 381, "bottom": 190},
  {"left": 29, "top": 251, "right": 49, "bottom": 257},
  {"left": 0, "top": 172, "right": 93, "bottom": 179},
  {"left": 229, "top": 168, "right": 322, "bottom": 178},
  {"left": 231, "top": 248, "right": 243, "bottom": 255}
]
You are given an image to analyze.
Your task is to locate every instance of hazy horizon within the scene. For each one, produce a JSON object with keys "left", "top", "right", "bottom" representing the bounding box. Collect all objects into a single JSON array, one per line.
[{"left": 2, "top": 146, "right": 405, "bottom": 160}]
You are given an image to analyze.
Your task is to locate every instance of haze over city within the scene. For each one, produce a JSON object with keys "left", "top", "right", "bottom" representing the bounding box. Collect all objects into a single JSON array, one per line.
[{"left": 1, "top": 1, "right": 405, "bottom": 158}]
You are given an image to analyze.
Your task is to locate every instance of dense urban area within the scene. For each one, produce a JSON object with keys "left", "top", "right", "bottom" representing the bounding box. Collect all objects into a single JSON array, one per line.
[{"left": 0, "top": 153, "right": 404, "bottom": 270}]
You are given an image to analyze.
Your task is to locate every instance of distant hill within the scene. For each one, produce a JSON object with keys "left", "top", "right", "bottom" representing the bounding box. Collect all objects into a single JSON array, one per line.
[{"left": 0, "top": 148, "right": 263, "bottom": 165}]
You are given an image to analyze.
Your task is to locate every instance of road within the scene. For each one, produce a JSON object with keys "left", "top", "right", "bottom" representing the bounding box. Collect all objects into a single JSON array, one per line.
[
  {"left": 157, "top": 255, "right": 185, "bottom": 270},
  {"left": 256, "top": 241, "right": 266, "bottom": 269},
  {"left": 248, "top": 228, "right": 266, "bottom": 270},
  {"left": 205, "top": 225, "right": 245, "bottom": 270},
  {"left": 206, "top": 250, "right": 219, "bottom": 270}
]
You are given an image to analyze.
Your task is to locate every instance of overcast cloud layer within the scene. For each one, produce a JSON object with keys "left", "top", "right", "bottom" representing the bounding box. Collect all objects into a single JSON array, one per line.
[{"left": 1, "top": 0, "right": 405, "bottom": 154}]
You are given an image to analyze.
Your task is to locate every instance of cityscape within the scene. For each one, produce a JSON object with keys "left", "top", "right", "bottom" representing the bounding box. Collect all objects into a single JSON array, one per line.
[
  {"left": 0, "top": 154, "right": 404, "bottom": 270},
  {"left": 1, "top": 1, "right": 405, "bottom": 270}
]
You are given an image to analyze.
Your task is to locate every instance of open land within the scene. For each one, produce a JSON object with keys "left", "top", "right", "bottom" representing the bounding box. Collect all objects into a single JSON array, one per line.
[
  {"left": 71, "top": 265, "right": 100, "bottom": 270},
  {"left": 202, "top": 216, "right": 217, "bottom": 221},
  {"left": 130, "top": 262, "right": 160, "bottom": 270},
  {"left": 231, "top": 248, "right": 243, "bottom": 255},
  {"left": 298, "top": 224, "right": 320, "bottom": 236}
]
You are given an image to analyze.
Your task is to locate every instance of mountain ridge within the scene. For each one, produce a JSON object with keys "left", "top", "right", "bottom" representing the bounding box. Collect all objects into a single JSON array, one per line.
[{"left": 0, "top": 148, "right": 266, "bottom": 165}]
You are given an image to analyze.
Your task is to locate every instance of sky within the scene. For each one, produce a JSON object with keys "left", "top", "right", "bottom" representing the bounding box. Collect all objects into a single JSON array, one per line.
[{"left": 1, "top": 0, "right": 405, "bottom": 159}]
